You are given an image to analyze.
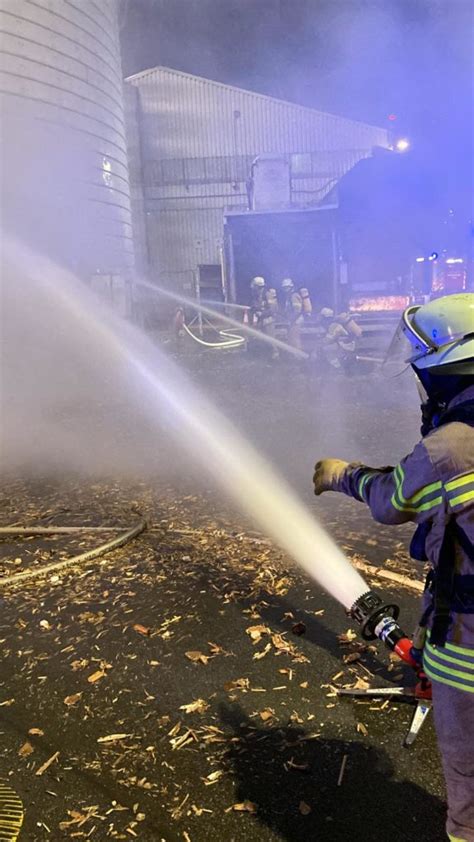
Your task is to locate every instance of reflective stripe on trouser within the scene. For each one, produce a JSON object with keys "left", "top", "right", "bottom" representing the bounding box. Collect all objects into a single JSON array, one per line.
[{"left": 430, "top": 677, "right": 474, "bottom": 842}]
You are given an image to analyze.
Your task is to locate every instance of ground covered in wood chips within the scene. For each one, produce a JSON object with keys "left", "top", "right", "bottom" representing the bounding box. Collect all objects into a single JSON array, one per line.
[{"left": 0, "top": 356, "right": 448, "bottom": 841}]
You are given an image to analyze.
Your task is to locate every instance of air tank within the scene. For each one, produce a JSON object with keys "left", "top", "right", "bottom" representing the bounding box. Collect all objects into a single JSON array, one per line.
[{"left": 0, "top": 0, "right": 134, "bottom": 283}]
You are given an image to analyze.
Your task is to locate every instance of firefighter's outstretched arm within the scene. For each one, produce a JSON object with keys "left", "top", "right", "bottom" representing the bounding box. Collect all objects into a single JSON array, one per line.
[{"left": 313, "top": 440, "right": 442, "bottom": 526}]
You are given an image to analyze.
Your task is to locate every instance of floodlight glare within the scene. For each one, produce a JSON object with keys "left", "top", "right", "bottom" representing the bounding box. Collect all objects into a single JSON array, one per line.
[{"left": 395, "top": 138, "right": 410, "bottom": 152}]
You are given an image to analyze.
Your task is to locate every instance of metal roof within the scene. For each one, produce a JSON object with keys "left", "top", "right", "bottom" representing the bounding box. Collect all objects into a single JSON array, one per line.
[{"left": 126, "top": 65, "right": 386, "bottom": 137}]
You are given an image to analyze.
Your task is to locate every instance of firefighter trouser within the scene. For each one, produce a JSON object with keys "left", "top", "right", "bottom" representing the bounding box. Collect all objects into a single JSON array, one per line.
[
  {"left": 262, "top": 319, "right": 279, "bottom": 358},
  {"left": 431, "top": 680, "right": 474, "bottom": 842},
  {"left": 287, "top": 320, "right": 302, "bottom": 352}
]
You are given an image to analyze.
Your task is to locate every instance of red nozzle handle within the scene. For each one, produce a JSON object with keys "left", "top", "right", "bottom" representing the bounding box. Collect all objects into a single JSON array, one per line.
[{"left": 393, "top": 637, "right": 418, "bottom": 668}]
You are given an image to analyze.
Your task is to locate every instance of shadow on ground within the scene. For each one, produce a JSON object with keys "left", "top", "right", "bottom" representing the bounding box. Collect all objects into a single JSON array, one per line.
[{"left": 219, "top": 703, "right": 446, "bottom": 842}]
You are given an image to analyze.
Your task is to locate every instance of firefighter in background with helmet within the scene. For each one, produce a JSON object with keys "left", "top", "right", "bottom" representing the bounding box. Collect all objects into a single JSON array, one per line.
[
  {"left": 319, "top": 308, "right": 362, "bottom": 371},
  {"left": 313, "top": 293, "right": 474, "bottom": 842},
  {"left": 281, "top": 278, "right": 304, "bottom": 351},
  {"left": 249, "top": 276, "right": 279, "bottom": 359},
  {"left": 299, "top": 287, "right": 313, "bottom": 322}
]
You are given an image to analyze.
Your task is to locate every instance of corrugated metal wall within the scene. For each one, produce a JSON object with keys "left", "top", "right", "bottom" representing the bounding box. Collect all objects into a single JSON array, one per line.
[
  {"left": 0, "top": 0, "right": 134, "bottom": 280},
  {"left": 130, "top": 65, "right": 387, "bottom": 158},
  {"left": 126, "top": 66, "right": 388, "bottom": 284}
]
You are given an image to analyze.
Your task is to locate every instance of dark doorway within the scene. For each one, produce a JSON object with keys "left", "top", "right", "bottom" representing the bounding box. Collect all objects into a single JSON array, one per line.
[
  {"left": 198, "top": 264, "right": 224, "bottom": 303},
  {"left": 225, "top": 208, "right": 338, "bottom": 308}
]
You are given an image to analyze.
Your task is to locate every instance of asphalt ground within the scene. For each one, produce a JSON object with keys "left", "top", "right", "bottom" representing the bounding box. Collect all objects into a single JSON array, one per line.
[{"left": 0, "top": 351, "right": 447, "bottom": 841}]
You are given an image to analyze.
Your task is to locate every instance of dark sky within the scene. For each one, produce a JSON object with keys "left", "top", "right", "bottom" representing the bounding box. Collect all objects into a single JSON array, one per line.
[{"left": 120, "top": 0, "right": 473, "bottom": 218}]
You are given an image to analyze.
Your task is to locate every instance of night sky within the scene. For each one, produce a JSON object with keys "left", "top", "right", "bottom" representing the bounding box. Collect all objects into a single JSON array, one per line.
[{"left": 120, "top": 0, "right": 473, "bottom": 221}]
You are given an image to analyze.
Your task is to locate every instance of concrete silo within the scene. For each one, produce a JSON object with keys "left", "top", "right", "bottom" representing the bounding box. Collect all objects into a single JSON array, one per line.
[{"left": 0, "top": 0, "right": 134, "bottom": 288}]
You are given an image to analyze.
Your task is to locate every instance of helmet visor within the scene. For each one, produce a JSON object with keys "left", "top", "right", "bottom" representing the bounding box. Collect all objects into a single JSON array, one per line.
[
  {"left": 382, "top": 307, "right": 428, "bottom": 376},
  {"left": 383, "top": 304, "right": 474, "bottom": 376}
]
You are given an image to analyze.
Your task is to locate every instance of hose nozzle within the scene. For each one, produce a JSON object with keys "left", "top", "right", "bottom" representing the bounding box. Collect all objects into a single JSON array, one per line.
[
  {"left": 350, "top": 590, "right": 399, "bottom": 640},
  {"left": 350, "top": 590, "right": 417, "bottom": 667}
]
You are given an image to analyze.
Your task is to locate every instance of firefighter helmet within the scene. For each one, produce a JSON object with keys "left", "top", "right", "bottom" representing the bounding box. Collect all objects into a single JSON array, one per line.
[
  {"left": 386, "top": 293, "right": 474, "bottom": 375},
  {"left": 251, "top": 276, "right": 265, "bottom": 288},
  {"left": 281, "top": 278, "right": 294, "bottom": 290}
]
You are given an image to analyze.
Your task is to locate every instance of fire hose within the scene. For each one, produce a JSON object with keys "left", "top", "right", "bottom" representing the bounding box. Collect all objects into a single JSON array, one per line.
[
  {"left": 0, "top": 519, "right": 146, "bottom": 587},
  {"left": 182, "top": 322, "right": 246, "bottom": 349}
]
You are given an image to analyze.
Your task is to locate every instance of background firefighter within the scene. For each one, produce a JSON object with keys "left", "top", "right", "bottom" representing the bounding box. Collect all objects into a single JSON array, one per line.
[
  {"left": 316, "top": 308, "right": 362, "bottom": 372},
  {"left": 249, "top": 275, "right": 279, "bottom": 359},
  {"left": 313, "top": 293, "right": 474, "bottom": 842},
  {"left": 280, "top": 278, "right": 304, "bottom": 352},
  {"left": 299, "top": 286, "right": 313, "bottom": 322}
]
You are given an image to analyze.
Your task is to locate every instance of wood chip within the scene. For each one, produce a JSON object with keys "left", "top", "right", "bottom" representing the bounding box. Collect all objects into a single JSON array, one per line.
[
  {"left": 97, "top": 734, "right": 132, "bottom": 743},
  {"left": 224, "top": 677, "right": 249, "bottom": 692},
  {"left": 338, "top": 629, "right": 357, "bottom": 644},
  {"left": 253, "top": 643, "right": 271, "bottom": 660},
  {"left": 64, "top": 693, "right": 82, "bottom": 706},
  {"left": 87, "top": 669, "right": 106, "bottom": 684},
  {"left": 246, "top": 625, "right": 270, "bottom": 643},
  {"left": 18, "top": 741, "right": 34, "bottom": 757},
  {"left": 179, "top": 699, "right": 209, "bottom": 714},
  {"left": 36, "top": 750, "right": 60, "bottom": 776},
  {"left": 185, "top": 651, "right": 209, "bottom": 665},
  {"left": 133, "top": 624, "right": 151, "bottom": 636},
  {"left": 299, "top": 801, "right": 312, "bottom": 815},
  {"left": 343, "top": 652, "right": 362, "bottom": 664},
  {"left": 226, "top": 800, "right": 257, "bottom": 813},
  {"left": 203, "top": 770, "right": 224, "bottom": 786},
  {"left": 286, "top": 758, "right": 309, "bottom": 771},
  {"left": 337, "top": 754, "right": 348, "bottom": 786},
  {"left": 259, "top": 708, "right": 275, "bottom": 722}
]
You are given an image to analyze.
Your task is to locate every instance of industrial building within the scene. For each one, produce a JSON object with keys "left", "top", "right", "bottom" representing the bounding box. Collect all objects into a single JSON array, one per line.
[{"left": 125, "top": 65, "right": 388, "bottom": 304}]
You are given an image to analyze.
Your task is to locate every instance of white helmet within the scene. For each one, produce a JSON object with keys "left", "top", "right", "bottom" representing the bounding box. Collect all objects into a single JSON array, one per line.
[
  {"left": 386, "top": 293, "right": 474, "bottom": 375},
  {"left": 320, "top": 307, "right": 334, "bottom": 318},
  {"left": 251, "top": 276, "right": 265, "bottom": 287},
  {"left": 281, "top": 278, "right": 294, "bottom": 290}
]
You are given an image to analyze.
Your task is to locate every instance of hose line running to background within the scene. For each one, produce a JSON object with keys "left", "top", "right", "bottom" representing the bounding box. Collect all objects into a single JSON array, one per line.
[{"left": 0, "top": 518, "right": 147, "bottom": 587}]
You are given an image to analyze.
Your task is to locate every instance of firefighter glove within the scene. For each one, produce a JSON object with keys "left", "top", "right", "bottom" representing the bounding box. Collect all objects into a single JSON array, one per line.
[{"left": 313, "top": 459, "right": 349, "bottom": 495}]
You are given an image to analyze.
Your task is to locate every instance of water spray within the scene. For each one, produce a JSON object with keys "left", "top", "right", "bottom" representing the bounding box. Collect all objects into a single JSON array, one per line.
[{"left": 4, "top": 242, "right": 420, "bottom": 685}]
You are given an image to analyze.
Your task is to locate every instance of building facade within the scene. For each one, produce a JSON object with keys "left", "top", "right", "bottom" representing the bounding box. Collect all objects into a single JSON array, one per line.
[{"left": 126, "top": 65, "right": 388, "bottom": 298}]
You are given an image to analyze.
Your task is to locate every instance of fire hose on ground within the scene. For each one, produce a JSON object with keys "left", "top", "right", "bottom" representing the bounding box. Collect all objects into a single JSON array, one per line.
[{"left": 0, "top": 519, "right": 147, "bottom": 587}]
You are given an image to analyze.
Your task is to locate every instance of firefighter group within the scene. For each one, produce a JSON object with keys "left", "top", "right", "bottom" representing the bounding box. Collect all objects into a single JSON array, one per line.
[{"left": 248, "top": 274, "right": 362, "bottom": 367}]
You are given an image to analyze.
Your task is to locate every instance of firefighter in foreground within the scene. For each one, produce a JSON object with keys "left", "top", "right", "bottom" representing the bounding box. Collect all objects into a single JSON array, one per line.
[{"left": 313, "top": 293, "right": 474, "bottom": 842}]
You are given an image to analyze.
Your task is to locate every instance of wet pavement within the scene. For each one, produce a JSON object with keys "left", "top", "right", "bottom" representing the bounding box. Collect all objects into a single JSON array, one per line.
[{"left": 0, "top": 353, "right": 447, "bottom": 841}]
